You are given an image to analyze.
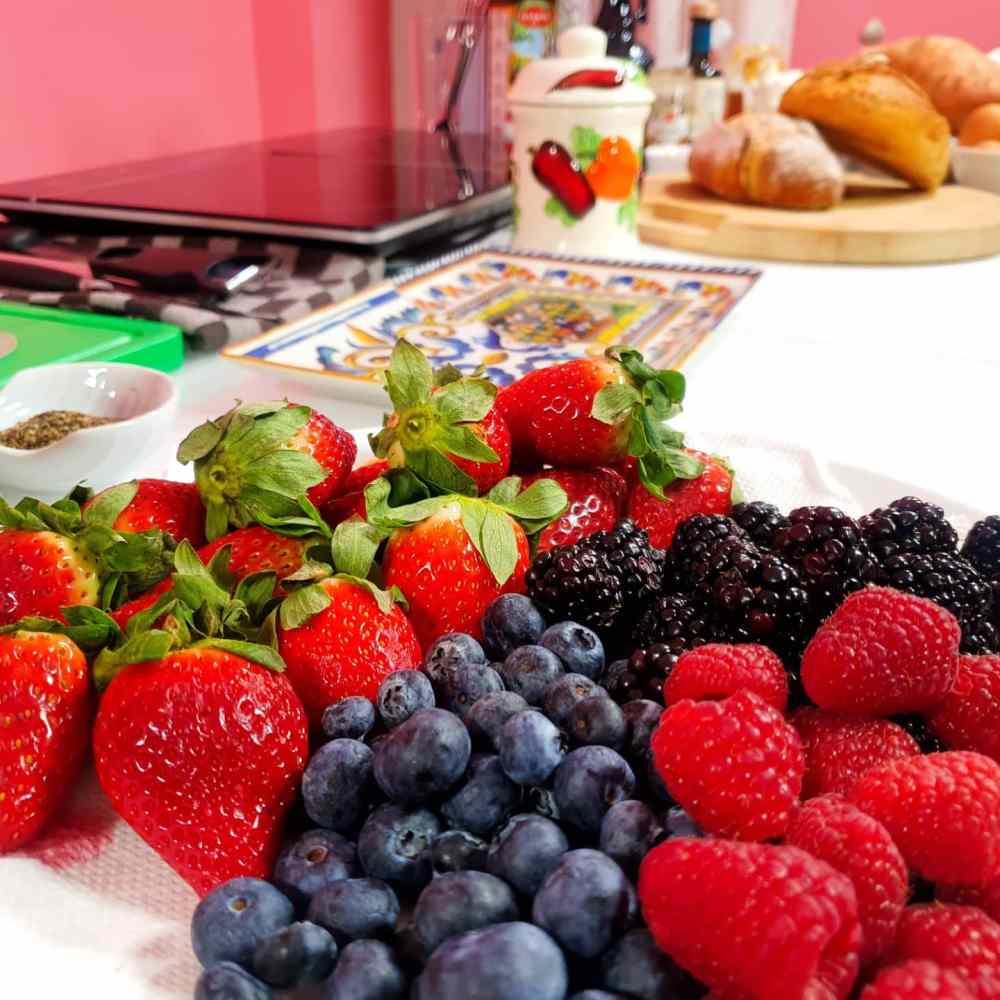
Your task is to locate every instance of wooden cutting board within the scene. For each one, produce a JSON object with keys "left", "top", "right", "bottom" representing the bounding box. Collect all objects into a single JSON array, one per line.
[{"left": 639, "top": 175, "right": 1000, "bottom": 264}]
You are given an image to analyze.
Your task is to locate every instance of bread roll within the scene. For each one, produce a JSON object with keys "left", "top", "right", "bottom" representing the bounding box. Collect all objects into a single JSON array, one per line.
[
  {"left": 689, "top": 112, "right": 845, "bottom": 210},
  {"left": 780, "top": 56, "right": 950, "bottom": 191},
  {"left": 878, "top": 36, "right": 1000, "bottom": 133},
  {"left": 960, "top": 104, "right": 1000, "bottom": 147}
]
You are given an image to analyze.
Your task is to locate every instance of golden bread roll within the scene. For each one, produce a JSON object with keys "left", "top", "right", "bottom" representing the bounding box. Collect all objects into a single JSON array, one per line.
[
  {"left": 780, "top": 56, "right": 950, "bottom": 191},
  {"left": 878, "top": 36, "right": 1000, "bottom": 133},
  {"left": 689, "top": 112, "right": 845, "bottom": 210},
  {"left": 960, "top": 104, "right": 1000, "bottom": 147}
]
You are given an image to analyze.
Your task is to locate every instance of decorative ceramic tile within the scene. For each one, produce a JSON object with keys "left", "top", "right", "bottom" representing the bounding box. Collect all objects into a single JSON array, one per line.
[{"left": 224, "top": 251, "right": 760, "bottom": 401}]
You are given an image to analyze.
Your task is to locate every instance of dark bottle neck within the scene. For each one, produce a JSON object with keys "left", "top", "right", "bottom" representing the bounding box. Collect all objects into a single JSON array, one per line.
[{"left": 689, "top": 17, "right": 720, "bottom": 76}]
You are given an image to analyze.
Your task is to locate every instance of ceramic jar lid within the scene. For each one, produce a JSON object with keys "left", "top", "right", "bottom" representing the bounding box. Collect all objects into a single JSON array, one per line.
[{"left": 508, "top": 26, "right": 654, "bottom": 109}]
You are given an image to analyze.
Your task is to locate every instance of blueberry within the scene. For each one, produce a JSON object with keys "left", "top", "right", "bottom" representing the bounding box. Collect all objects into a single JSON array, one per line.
[
  {"left": 439, "top": 661, "right": 505, "bottom": 720},
  {"left": 324, "top": 938, "right": 407, "bottom": 1000},
  {"left": 321, "top": 696, "right": 376, "bottom": 741},
  {"left": 482, "top": 594, "right": 546, "bottom": 660},
  {"left": 532, "top": 849, "right": 636, "bottom": 958},
  {"left": 431, "top": 830, "right": 489, "bottom": 874},
  {"left": 358, "top": 803, "right": 441, "bottom": 888},
  {"left": 466, "top": 691, "right": 529, "bottom": 749},
  {"left": 552, "top": 746, "right": 636, "bottom": 833},
  {"left": 302, "top": 738, "right": 374, "bottom": 833},
  {"left": 441, "top": 754, "right": 521, "bottom": 836},
  {"left": 543, "top": 673, "right": 600, "bottom": 729},
  {"left": 307, "top": 877, "right": 400, "bottom": 943},
  {"left": 376, "top": 670, "right": 435, "bottom": 728},
  {"left": 568, "top": 695, "right": 627, "bottom": 750},
  {"left": 413, "top": 871, "right": 519, "bottom": 956},
  {"left": 527, "top": 786, "right": 561, "bottom": 821},
  {"left": 191, "top": 877, "right": 294, "bottom": 968},
  {"left": 540, "top": 622, "right": 605, "bottom": 679},
  {"left": 602, "top": 928, "right": 689, "bottom": 1000},
  {"left": 599, "top": 800, "right": 665, "bottom": 877},
  {"left": 497, "top": 710, "right": 566, "bottom": 786},
  {"left": 252, "top": 921, "right": 337, "bottom": 988},
  {"left": 664, "top": 805, "right": 705, "bottom": 838},
  {"left": 195, "top": 962, "right": 272, "bottom": 1000},
  {"left": 416, "top": 922, "right": 568, "bottom": 1000},
  {"left": 569, "top": 993, "right": 628, "bottom": 1000},
  {"left": 373, "top": 708, "right": 471, "bottom": 805},
  {"left": 273, "top": 829, "right": 361, "bottom": 910},
  {"left": 486, "top": 813, "right": 568, "bottom": 896},
  {"left": 424, "top": 633, "right": 486, "bottom": 688},
  {"left": 621, "top": 700, "right": 663, "bottom": 759},
  {"left": 499, "top": 646, "right": 563, "bottom": 705}
]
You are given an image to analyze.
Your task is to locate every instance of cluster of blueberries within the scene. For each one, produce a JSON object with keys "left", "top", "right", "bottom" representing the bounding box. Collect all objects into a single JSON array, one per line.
[{"left": 190, "top": 594, "right": 706, "bottom": 1000}]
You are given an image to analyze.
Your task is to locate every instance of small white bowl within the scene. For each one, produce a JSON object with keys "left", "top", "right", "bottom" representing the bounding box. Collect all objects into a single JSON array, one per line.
[
  {"left": 0, "top": 363, "right": 178, "bottom": 502},
  {"left": 953, "top": 143, "right": 1000, "bottom": 196}
]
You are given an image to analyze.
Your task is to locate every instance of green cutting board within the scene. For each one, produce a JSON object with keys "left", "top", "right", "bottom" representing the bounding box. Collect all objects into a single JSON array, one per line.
[{"left": 0, "top": 302, "right": 183, "bottom": 386}]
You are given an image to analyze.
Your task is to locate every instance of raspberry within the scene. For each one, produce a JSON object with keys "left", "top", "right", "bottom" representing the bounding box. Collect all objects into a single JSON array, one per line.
[
  {"left": 791, "top": 708, "right": 921, "bottom": 799},
  {"left": 937, "top": 878, "right": 1000, "bottom": 923},
  {"left": 850, "top": 752, "right": 1000, "bottom": 888},
  {"left": 786, "top": 795, "right": 908, "bottom": 965},
  {"left": 927, "top": 656, "right": 1000, "bottom": 762},
  {"left": 801, "top": 587, "right": 961, "bottom": 715},
  {"left": 663, "top": 643, "right": 788, "bottom": 713},
  {"left": 886, "top": 905, "right": 1000, "bottom": 1000},
  {"left": 859, "top": 960, "right": 976, "bottom": 1000},
  {"left": 651, "top": 689, "right": 804, "bottom": 841},
  {"left": 639, "top": 838, "right": 861, "bottom": 1000}
]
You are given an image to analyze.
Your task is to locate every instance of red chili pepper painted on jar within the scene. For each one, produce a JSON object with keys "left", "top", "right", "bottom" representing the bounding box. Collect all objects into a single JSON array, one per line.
[{"left": 530, "top": 141, "right": 597, "bottom": 218}]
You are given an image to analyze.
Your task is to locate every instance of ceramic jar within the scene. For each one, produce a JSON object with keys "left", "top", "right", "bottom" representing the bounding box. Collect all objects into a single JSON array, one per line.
[{"left": 509, "top": 25, "right": 654, "bottom": 256}]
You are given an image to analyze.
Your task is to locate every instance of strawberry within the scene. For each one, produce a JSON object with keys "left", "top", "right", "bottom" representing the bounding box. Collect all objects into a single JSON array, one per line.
[
  {"left": 368, "top": 476, "right": 567, "bottom": 649},
  {"left": 494, "top": 347, "right": 699, "bottom": 498},
  {"left": 321, "top": 459, "right": 390, "bottom": 528},
  {"left": 84, "top": 478, "right": 206, "bottom": 547},
  {"left": 177, "top": 401, "right": 356, "bottom": 539},
  {"left": 522, "top": 467, "right": 627, "bottom": 551},
  {"left": 277, "top": 576, "right": 421, "bottom": 728},
  {"left": 627, "top": 451, "right": 735, "bottom": 549},
  {"left": 0, "top": 627, "right": 92, "bottom": 852},
  {"left": 0, "top": 490, "right": 173, "bottom": 625},
  {"left": 370, "top": 340, "right": 511, "bottom": 496}
]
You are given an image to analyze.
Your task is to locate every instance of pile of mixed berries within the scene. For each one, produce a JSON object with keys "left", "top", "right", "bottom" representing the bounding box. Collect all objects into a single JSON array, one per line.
[{"left": 1, "top": 338, "right": 1000, "bottom": 1000}]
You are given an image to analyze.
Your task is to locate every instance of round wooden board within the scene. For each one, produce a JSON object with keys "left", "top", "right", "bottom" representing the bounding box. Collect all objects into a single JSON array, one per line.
[{"left": 639, "top": 175, "right": 1000, "bottom": 264}]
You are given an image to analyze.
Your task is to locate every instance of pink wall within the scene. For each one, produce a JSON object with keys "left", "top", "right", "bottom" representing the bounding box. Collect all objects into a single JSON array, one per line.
[
  {"left": 793, "top": 0, "right": 998, "bottom": 68},
  {"left": 0, "top": 0, "right": 391, "bottom": 184}
]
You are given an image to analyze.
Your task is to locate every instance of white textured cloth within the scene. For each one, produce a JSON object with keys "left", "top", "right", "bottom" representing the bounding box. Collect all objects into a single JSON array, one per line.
[{"left": 0, "top": 430, "right": 987, "bottom": 999}]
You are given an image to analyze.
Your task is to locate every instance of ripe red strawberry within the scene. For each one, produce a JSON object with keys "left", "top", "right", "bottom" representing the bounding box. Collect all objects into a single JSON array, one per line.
[
  {"left": 927, "top": 655, "right": 1000, "bottom": 762},
  {"left": 627, "top": 451, "right": 734, "bottom": 549},
  {"left": 886, "top": 905, "right": 1000, "bottom": 1000},
  {"left": 321, "top": 459, "right": 389, "bottom": 528},
  {"left": 278, "top": 576, "right": 421, "bottom": 728},
  {"left": 495, "top": 348, "right": 698, "bottom": 498},
  {"left": 0, "top": 492, "right": 172, "bottom": 625},
  {"left": 851, "top": 751, "right": 1000, "bottom": 887},
  {"left": 178, "top": 401, "right": 356, "bottom": 539},
  {"left": 651, "top": 689, "right": 804, "bottom": 841},
  {"left": 791, "top": 708, "right": 921, "bottom": 799},
  {"left": 93, "top": 645, "right": 308, "bottom": 896},
  {"left": 860, "top": 960, "right": 976, "bottom": 1000},
  {"left": 786, "top": 795, "right": 908, "bottom": 966},
  {"left": 801, "top": 587, "right": 961, "bottom": 715},
  {"left": 522, "top": 467, "right": 627, "bottom": 551},
  {"left": 663, "top": 643, "right": 788, "bottom": 712},
  {"left": 0, "top": 631, "right": 90, "bottom": 852},
  {"left": 371, "top": 340, "right": 511, "bottom": 495},
  {"left": 84, "top": 479, "right": 206, "bottom": 547},
  {"left": 639, "top": 838, "right": 861, "bottom": 1000},
  {"left": 112, "top": 525, "right": 312, "bottom": 630},
  {"left": 382, "top": 501, "right": 531, "bottom": 649}
]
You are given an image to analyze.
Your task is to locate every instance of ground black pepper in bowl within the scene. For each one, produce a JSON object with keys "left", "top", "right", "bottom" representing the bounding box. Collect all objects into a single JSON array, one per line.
[{"left": 0, "top": 410, "right": 117, "bottom": 449}]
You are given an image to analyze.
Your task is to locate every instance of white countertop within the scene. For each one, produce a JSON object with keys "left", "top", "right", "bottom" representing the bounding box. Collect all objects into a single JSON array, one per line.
[{"left": 161, "top": 239, "right": 1000, "bottom": 515}]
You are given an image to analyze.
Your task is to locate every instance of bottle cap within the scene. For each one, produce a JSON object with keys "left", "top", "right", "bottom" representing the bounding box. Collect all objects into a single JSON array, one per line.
[{"left": 690, "top": 1, "right": 719, "bottom": 20}]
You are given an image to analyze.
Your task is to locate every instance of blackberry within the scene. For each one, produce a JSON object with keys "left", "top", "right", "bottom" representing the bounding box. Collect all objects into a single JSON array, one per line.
[
  {"left": 961, "top": 617, "right": 999, "bottom": 655},
  {"left": 882, "top": 551, "right": 992, "bottom": 632},
  {"left": 859, "top": 496, "right": 959, "bottom": 562},
  {"left": 665, "top": 514, "right": 750, "bottom": 591},
  {"left": 527, "top": 543, "right": 623, "bottom": 631},
  {"left": 588, "top": 520, "right": 665, "bottom": 610},
  {"left": 891, "top": 714, "right": 946, "bottom": 754},
  {"left": 962, "top": 516, "right": 1000, "bottom": 579},
  {"left": 772, "top": 506, "right": 882, "bottom": 617},
  {"left": 730, "top": 501, "right": 790, "bottom": 550}
]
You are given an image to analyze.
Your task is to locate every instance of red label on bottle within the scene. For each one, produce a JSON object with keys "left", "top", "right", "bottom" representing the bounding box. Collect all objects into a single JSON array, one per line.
[{"left": 517, "top": 5, "right": 554, "bottom": 28}]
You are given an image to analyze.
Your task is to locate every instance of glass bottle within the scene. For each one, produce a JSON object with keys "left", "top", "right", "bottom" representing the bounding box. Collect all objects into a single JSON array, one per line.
[{"left": 687, "top": 0, "right": 726, "bottom": 138}]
